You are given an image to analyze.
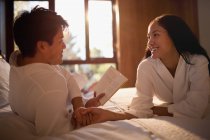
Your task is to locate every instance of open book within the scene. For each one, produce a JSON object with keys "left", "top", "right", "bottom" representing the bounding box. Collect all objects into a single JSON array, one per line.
[{"left": 93, "top": 66, "right": 128, "bottom": 105}]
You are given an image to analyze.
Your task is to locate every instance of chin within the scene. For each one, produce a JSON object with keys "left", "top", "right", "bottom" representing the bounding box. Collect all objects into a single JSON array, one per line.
[
  {"left": 151, "top": 55, "right": 158, "bottom": 59},
  {"left": 59, "top": 59, "right": 63, "bottom": 64}
]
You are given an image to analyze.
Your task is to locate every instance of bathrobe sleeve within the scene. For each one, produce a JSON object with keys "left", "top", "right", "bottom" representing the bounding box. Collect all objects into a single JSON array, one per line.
[
  {"left": 35, "top": 90, "right": 71, "bottom": 136},
  {"left": 34, "top": 71, "right": 72, "bottom": 136},
  {"left": 168, "top": 55, "right": 210, "bottom": 118},
  {"left": 56, "top": 66, "right": 82, "bottom": 100},
  {"left": 126, "top": 59, "right": 154, "bottom": 118}
]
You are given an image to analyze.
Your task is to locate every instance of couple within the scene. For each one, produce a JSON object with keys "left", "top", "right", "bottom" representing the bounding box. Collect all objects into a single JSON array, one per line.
[{"left": 10, "top": 6, "right": 210, "bottom": 136}]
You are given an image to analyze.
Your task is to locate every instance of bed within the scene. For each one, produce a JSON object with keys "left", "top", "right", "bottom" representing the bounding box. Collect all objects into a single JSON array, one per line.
[{"left": 0, "top": 87, "right": 210, "bottom": 140}]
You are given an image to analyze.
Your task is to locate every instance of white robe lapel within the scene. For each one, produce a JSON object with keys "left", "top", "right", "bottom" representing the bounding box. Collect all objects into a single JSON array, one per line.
[
  {"left": 152, "top": 59, "right": 173, "bottom": 102},
  {"left": 172, "top": 56, "right": 189, "bottom": 102},
  {"left": 156, "top": 59, "right": 174, "bottom": 92}
]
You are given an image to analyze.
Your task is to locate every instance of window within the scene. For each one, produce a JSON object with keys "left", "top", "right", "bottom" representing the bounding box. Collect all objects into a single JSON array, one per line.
[
  {"left": 55, "top": 0, "right": 118, "bottom": 85},
  {"left": 14, "top": 1, "right": 49, "bottom": 17}
]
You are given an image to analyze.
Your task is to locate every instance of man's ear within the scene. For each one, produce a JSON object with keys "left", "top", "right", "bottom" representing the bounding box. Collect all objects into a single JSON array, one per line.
[{"left": 37, "top": 41, "right": 48, "bottom": 53}]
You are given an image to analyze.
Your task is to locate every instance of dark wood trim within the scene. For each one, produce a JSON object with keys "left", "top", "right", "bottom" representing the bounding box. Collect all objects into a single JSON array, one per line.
[
  {"left": 112, "top": 0, "right": 118, "bottom": 69},
  {"left": 84, "top": 0, "right": 90, "bottom": 61},
  {"left": 49, "top": 0, "right": 54, "bottom": 11},
  {"left": 5, "top": 0, "right": 14, "bottom": 62},
  {"left": 62, "top": 57, "right": 116, "bottom": 65}
]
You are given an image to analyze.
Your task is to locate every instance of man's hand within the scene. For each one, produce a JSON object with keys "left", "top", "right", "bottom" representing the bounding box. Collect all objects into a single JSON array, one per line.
[{"left": 85, "top": 92, "right": 105, "bottom": 107}]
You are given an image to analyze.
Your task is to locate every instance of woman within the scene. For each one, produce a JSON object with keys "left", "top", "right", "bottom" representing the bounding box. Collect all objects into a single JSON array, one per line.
[{"left": 80, "top": 14, "right": 210, "bottom": 125}]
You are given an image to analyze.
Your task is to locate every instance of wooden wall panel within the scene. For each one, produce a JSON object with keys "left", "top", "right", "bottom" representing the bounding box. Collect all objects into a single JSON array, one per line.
[{"left": 117, "top": 0, "right": 198, "bottom": 87}]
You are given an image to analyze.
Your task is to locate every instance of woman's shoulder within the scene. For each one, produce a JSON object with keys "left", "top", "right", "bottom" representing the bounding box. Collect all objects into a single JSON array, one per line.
[
  {"left": 137, "top": 57, "right": 159, "bottom": 72},
  {"left": 189, "top": 54, "right": 209, "bottom": 65},
  {"left": 139, "top": 57, "right": 158, "bottom": 67}
]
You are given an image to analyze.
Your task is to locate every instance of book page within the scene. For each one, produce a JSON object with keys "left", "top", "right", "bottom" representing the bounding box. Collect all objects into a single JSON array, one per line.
[{"left": 93, "top": 66, "right": 128, "bottom": 105}]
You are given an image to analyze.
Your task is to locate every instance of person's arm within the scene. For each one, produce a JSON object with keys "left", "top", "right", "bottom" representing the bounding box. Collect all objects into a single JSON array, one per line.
[
  {"left": 151, "top": 106, "right": 173, "bottom": 117},
  {"left": 72, "top": 93, "right": 105, "bottom": 127},
  {"left": 126, "top": 60, "right": 154, "bottom": 118},
  {"left": 71, "top": 96, "right": 88, "bottom": 128},
  {"left": 80, "top": 107, "right": 137, "bottom": 124},
  {"left": 59, "top": 66, "right": 83, "bottom": 103},
  {"left": 35, "top": 92, "right": 70, "bottom": 136},
  {"left": 72, "top": 96, "right": 84, "bottom": 110}
]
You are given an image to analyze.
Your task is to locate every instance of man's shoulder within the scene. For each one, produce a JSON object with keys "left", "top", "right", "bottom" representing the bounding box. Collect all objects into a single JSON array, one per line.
[{"left": 29, "top": 65, "right": 67, "bottom": 91}]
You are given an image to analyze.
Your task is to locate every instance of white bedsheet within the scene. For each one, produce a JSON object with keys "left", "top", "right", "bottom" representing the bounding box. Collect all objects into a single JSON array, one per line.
[
  {"left": 66, "top": 117, "right": 210, "bottom": 140},
  {"left": 61, "top": 120, "right": 155, "bottom": 140},
  {"left": 1, "top": 112, "right": 209, "bottom": 140},
  {"left": 0, "top": 88, "right": 210, "bottom": 140},
  {"left": 133, "top": 117, "right": 210, "bottom": 140}
]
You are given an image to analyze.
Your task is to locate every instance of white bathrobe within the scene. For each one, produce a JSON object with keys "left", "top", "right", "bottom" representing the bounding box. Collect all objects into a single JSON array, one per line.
[{"left": 127, "top": 55, "right": 210, "bottom": 119}]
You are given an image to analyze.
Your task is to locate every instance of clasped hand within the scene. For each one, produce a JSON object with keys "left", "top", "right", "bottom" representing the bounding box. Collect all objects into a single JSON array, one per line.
[{"left": 71, "top": 92, "right": 105, "bottom": 128}]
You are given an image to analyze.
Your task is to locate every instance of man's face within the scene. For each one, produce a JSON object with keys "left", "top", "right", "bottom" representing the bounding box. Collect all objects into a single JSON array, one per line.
[{"left": 45, "top": 27, "right": 66, "bottom": 65}]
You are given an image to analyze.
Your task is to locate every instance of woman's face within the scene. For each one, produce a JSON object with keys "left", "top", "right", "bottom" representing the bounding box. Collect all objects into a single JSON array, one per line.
[{"left": 147, "top": 21, "right": 177, "bottom": 60}]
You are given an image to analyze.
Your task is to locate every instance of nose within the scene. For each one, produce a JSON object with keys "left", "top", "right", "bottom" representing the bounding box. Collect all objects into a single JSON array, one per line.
[
  {"left": 148, "top": 36, "right": 154, "bottom": 45},
  {"left": 63, "top": 43, "right": 66, "bottom": 49},
  {"left": 147, "top": 38, "right": 154, "bottom": 49}
]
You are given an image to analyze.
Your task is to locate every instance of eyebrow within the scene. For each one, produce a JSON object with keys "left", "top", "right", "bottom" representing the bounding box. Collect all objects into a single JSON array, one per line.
[
  {"left": 147, "top": 30, "right": 159, "bottom": 36},
  {"left": 152, "top": 29, "right": 162, "bottom": 33},
  {"left": 148, "top": 29, "right": 165, "bottom": 36}
]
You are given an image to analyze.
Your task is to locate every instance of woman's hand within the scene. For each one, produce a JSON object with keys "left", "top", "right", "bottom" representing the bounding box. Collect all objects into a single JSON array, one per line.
[
  {"left": 85, "top": 92, "right": 105, "bottom": 107},
  {"left": 80, "top": 107, "right": 137, "bottom": 124}
]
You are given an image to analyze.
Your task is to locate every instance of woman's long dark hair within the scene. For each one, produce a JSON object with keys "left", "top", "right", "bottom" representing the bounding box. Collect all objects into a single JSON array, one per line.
[{"left": 145, "top": 14, "right": 210, "bottom": 74}]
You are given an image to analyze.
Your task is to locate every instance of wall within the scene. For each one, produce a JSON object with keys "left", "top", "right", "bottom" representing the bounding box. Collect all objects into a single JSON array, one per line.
[{"left": 198, "top": 0, "right": 210, "bottom": 55}]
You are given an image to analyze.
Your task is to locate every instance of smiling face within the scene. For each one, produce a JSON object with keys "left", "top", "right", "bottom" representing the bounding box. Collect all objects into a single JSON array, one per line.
[
  {"left": 44, "top": 27, "right": 66, "bottom": 65},
  {"left": 147, "top": 21, "right": 177, "bottom": 61}
]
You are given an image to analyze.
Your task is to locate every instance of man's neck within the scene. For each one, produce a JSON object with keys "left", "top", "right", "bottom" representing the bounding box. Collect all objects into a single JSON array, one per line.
[{"left": 17, "top": 54, "right": 47, "bottom": 66}]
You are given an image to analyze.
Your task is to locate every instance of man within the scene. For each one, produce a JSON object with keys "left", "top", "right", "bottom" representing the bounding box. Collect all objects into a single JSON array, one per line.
[{"left": 9, "top": 6, "right": 103, "bottom": 136}]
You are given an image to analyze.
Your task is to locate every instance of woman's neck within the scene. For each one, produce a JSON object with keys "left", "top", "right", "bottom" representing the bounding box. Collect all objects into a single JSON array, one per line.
[{"left": 161, "top": 52, "right": 180, "bottom": 77}]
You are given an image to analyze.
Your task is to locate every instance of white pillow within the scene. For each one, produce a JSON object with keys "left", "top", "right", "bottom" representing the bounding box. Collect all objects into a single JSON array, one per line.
[{"left": 0, "top": 58, "right": 10, "bottom": 108}]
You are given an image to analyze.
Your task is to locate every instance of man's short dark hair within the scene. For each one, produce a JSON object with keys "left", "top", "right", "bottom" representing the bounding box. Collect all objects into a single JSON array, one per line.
[{"left": 13, "top": 6, "right": 68, "bottom": 57}]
